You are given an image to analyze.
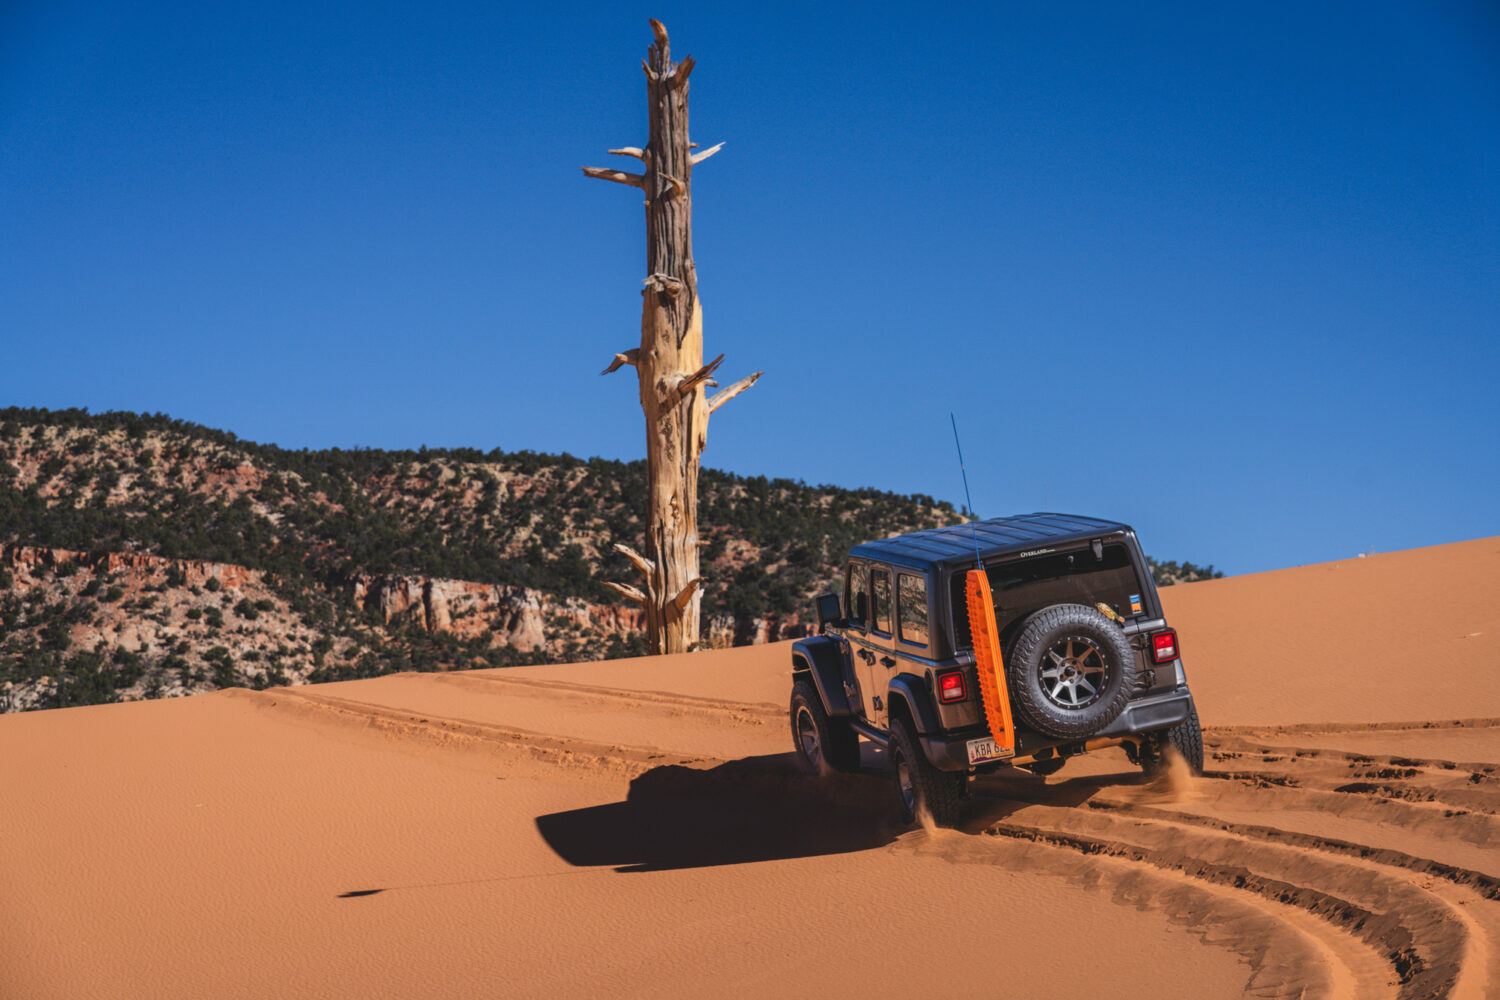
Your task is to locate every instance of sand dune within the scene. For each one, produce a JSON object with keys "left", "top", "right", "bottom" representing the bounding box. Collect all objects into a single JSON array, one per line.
[
  {"left": 1163, "top": 537, "right": 1500, "bottom": 726},
  {"left": 3, "top": 537, "right": 1496, "bottom": 998}
]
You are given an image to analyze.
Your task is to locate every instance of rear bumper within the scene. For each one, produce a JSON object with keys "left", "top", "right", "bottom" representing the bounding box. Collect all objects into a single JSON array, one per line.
[{"left": 921, "top": 686, "right": 1197, "bottom": 772}]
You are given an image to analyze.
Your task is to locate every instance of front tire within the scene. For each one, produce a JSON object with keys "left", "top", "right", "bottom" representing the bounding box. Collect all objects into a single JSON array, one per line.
[
  {"left": 889, "top": 715, "right": 964, "bottom": 827},
  {"left": 790, "top": 677, "right": 860, "bottom": 775}
]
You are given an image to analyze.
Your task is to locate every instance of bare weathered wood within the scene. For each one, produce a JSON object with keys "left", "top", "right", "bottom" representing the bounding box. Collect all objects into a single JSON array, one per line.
[
  {"left": 690, "top": 142, "right": 724, "bottom": 165},
  {"left": 661, "top": 354, "right": 724, "bottom": 410},
  {"left": 600, "top": 348, "right": 640, "bottom": 375},
  {"left": 602, "top": 581, "right": 648, "bottom": 606},
  {"left": 707, "top": 370, "right": 762, "bottom": 414},
  {"left": 582, "top": 21, "right": 761, "bottom": 654},
  {"left": 643, "top": 273, "right": 683, "bottom": 297},
  {"left": 658, "top": 172, "right": 685, "bottom": 201},
  {"left": 613, "top": 542, "right": 655, "bottom": 577},
  {"left": 581, "top": 166, "right": 645, "bottom": 188},
  {"left": 669, "top": 577, "right": 701, "bottom": 618}
]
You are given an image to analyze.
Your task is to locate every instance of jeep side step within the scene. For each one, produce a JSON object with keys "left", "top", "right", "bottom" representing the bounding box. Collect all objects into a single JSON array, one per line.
[{"left": 848, "top": 718, "right": 889, "bottom": 747}]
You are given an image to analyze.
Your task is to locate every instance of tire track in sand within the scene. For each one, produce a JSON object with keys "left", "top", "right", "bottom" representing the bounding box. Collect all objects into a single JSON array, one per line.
[
  {"left": 1080, "top": 800, "right": 1498, "bottom": 1000},
  {"left": 1207, "top": 742, "right": 1499, "bottom": 813},
  {"left": 978, "top": 804, "right": 1475, "bottom": 999},
  {"left": 919, "top": 722, "right": 1500, "bottom": 999},
  {"left": 232, "top": 687, "right": 725, "bottom": 778},
  {"left": 423, "top": 670, "right": 782, "bottom": 725}
]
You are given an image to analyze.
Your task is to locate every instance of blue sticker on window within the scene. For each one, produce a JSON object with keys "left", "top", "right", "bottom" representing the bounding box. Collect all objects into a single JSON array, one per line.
[{"left": 1128, "top": 593, "right": 1142, "bottom": 612}]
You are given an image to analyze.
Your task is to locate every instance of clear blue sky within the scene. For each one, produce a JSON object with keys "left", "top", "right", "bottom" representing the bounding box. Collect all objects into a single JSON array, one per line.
[{"left": 2, "top": 1, "right": 1496, "bottom": 576}]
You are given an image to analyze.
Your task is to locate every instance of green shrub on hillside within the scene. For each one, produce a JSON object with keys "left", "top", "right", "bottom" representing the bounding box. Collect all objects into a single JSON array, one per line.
[{"left": 1148, "top": 557, "right": 1224, "bottom": 587}]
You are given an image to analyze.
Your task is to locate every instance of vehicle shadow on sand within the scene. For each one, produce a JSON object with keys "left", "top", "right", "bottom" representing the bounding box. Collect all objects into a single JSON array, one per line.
[
  {"left": 336, "top": 759, "right": 1147, "bottom": 896},
  {"left": 534, "top": 750, "right": 1155, "bottom": 873},
  {"left": 535, "top": 752, "right": 905, "bottom": 873}
]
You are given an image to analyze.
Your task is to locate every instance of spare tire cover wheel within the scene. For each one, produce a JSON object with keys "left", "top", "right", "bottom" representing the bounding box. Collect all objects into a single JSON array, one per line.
[{"left": 1005, "top": 603, "right": 1137, "bottom": 740}]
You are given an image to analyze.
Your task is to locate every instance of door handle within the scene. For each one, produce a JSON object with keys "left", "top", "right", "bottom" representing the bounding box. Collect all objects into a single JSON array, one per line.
[
  {"left": 880, "top": 656, "right": 896, "bottom": 668},
  {"left": 858, "top": 649, "right": 875, "bottom": 664}
]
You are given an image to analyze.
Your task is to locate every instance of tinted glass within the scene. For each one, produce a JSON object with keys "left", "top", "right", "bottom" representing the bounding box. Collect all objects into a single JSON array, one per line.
[
  {"left": 898, "top": 573, "right": 930, "bottom": 646},
  {"left": 950, "top": 543, "right": 1143, "bottom": 648},
  {"left": 846, "top": 563, "right": 868, "bottom": 627},
  {"left": 872, "top": 569, "right": 893, "bottom": 634}
]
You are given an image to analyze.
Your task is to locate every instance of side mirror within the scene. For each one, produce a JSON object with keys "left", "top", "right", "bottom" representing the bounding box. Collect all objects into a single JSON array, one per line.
[{"left": 815, "top": 593, "right": 842, "bottom": 630}]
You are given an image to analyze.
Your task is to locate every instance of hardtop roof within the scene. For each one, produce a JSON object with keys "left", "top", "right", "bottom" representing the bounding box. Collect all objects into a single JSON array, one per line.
[{"left": 847, "top": 512, "right": 1132, "bottom": 572}]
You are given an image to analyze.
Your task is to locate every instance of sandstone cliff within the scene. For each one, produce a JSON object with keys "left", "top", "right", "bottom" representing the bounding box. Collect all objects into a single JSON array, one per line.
[{"left": 1, "top": 541, "right": 812, "bottom": 712}]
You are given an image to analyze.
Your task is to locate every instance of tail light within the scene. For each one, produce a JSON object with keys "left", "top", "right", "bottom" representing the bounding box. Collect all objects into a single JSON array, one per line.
[
  {"left": 937, "top": 670, "right": 967, "bottom": 703},
  {"left": 1151, "top": 629, "right": 1179, "bottom": 664}
]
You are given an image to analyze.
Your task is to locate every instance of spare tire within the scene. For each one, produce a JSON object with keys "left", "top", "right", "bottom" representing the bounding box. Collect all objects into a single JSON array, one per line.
[{"left": 1006, "top": 603, "right": 1136, "bottom": 739}]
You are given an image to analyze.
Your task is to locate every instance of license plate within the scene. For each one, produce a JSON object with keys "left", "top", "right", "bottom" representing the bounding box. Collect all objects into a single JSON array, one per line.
[{"left": 967, "top": 737, "right": 1010, "bottom": 765}]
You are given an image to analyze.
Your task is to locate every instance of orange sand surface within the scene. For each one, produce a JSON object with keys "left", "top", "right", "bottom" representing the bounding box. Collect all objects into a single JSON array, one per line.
[{"left": 3, "top": 536, "right": 1497, "bottom": 999}]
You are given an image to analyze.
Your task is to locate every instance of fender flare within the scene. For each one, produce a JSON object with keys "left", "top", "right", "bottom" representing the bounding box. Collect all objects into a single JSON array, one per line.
[
  {"left": 888, "top": 673, "right": 942, "bottom": 735},
  {"left": 791, "top": 636, "right": 852, "bottom": 717}
]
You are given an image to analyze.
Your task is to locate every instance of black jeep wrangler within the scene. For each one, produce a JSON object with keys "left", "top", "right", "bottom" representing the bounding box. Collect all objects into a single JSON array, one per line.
[{"left": 789, "top": 512, "right": 1203, "bottom": 826}]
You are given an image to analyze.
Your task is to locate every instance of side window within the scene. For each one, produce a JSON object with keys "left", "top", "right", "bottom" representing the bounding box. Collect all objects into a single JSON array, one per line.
[
  {"left": 898, "top": 573, "right": 930, "bottom": 646},
  {"left": 871, "top": 568, "right": 893, "bottom": 634},
  {"left": 846, "top": 563, "right": 868, "bottom": 628}
]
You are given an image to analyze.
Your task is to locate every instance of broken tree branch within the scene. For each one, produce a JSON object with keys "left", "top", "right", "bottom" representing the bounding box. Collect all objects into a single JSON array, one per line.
[
  {"left": 661, "top": 354, "right": 724, "bottom": 409},
  {"left": 603, "top": 581, "right": 648, "bottom": 606},
  {"left": 658, "top": 172, "right": 685, "bottom": 201},
  {"left": 642, "top": 273, "right": 684, "bottom": 297},
  {"left": 581, "top": 166, "right": 645, "bottom": 189},
  {"left": 707, "top": 371, "right": 763, "bottom": 415},
  {"left": 668, "top": 577, "right": 701, "bottom": 619},
  {"left": 600, "top": 348, "right": 640, "bottom": 375},
  {"left": 608, "top": 146, "right": 648, "bottom": 162},
  {"left": 613, "top": 542, "right": 656, "bottom": 578},
  {"left": 689, "top": 142, "right": 724, "bottom": 165},
  {"left": 670, "top": 56, "right": 695, "bottom": 88},
  {"left": 649, "top": 18, "right": 669, "bottom": 54}
]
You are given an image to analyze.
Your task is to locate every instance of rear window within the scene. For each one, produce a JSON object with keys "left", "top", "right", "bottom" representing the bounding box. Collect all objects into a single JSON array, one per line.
[{"left": 950, "top": 543, "right": 1144, "bottom": 649}]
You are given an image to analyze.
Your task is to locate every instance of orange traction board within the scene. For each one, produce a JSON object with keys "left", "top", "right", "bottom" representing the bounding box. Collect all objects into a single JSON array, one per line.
[{"left": 965, "top": 568, "right": 1016, "bottom": 755}]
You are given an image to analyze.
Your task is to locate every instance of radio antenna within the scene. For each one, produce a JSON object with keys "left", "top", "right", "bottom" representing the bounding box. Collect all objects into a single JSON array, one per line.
[{"left": 949, "top": 413, "right": 983, "bottom": 571}]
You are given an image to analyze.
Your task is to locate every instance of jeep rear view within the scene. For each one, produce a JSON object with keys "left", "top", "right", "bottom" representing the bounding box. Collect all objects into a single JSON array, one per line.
[{"left": 789, "top": 512, "right": 1203, "bottom": 825}]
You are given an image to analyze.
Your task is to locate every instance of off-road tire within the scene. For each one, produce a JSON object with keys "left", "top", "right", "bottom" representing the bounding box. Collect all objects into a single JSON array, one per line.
[
  {"left": 889, "top": 715, "right": 963, "bottom": 827},
  {"left": 1007, "top": 603, "right": 1137, "bottom": 739},
  {"left": 1141, "top": 700, "right": 1204, "bottom": 776},
  {"left": 790, "top": 676, "right": 861, "bottom": 775}
]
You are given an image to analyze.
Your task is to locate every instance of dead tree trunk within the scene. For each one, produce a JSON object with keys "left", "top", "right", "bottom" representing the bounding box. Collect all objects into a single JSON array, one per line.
[{"left": 584, "top": 20, "right": 760, "bottom": 655}]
